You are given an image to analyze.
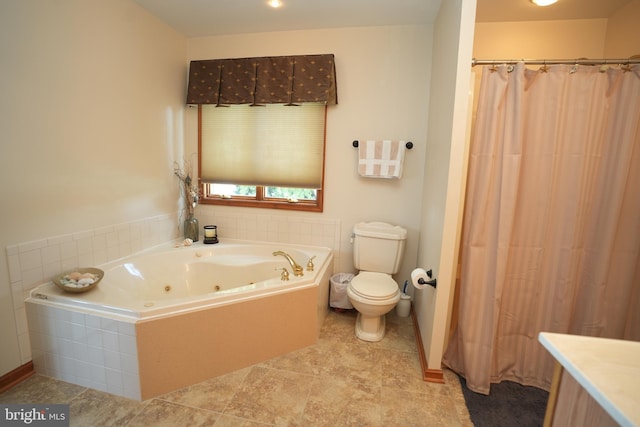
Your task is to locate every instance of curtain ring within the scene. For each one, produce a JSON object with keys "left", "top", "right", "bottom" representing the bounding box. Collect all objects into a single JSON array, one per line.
[
  {"left": 540, "top": 60, "right": 548, "bottom": 73},
  {"left": 599, "top": 59, "right": 609, "bottom": 73},
  {"left": 570, "top": 60, "right": 578, "bottom": 74}
]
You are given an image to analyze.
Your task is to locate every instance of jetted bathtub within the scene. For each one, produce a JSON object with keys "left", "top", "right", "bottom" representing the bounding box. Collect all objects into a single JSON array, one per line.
[{"left": 25, "top": 239, "right": 334, "bottom": 400}]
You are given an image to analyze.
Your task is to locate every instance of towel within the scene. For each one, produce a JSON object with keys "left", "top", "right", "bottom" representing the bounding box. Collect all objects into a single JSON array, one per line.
[{"left": 358, "top": 140, "right": 406, "bottom": 179}]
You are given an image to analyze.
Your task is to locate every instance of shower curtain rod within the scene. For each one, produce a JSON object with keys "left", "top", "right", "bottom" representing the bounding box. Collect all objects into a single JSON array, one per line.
[{"left": 472, "top": 57, "right": 640, "bottom": 66}]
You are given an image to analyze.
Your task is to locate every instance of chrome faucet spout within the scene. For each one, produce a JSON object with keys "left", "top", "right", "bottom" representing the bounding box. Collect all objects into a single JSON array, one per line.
[{"left": 272, "top": 251, "right": 304, "bottom": 277}]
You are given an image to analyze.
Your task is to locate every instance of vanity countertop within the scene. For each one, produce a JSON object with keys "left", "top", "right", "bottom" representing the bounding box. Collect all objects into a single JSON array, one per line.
[{"left": 539, "top": 332, "right": 640, "bottom": 427}]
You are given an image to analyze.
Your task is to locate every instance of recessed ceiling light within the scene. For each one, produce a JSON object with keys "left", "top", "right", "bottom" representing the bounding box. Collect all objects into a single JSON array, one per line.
[
  {"left": 268, "top": 0, "right": 283, "bottom": 8},
  {"left": 530, "top": 0, "right": 558, "bottom": 6}
]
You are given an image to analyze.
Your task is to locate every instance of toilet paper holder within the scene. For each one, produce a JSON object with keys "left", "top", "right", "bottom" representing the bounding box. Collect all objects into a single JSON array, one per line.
[{"left": 418, "top": 269, "right": 437, "bottom": 288}]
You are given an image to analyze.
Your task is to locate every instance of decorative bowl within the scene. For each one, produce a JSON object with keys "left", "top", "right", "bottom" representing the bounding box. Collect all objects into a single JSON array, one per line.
[{"left": 53, "top": 268, "right": 104, "bottom": 293}]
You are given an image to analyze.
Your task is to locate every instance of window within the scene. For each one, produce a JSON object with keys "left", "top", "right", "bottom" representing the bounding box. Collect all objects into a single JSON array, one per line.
[{"left": 198, "top": 103, "right": 326, "bottom": 212}]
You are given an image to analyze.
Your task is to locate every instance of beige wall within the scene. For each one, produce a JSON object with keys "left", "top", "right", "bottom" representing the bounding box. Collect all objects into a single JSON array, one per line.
[
  {"left": 604, "top": 0, "right": 640, "bottom": 57},
  {"left": 187, "top": 25, "right": 434, "bottom": 285},
  {"left": 474, "top": 19, "right": 608, "bottom": 60},
  {"left": 416, "top": 0, "right": 476, "bottom": 374},
  {"left": 471, "top": 18, "right": 608, "bottom": 116},
  {"left": 0, "top": 5, "right": 438, "bottom": 376},
  {"left": 184, "top": 9, "right": 477, "bottom": 382},
  {"left": 473, "top": 4, "right": 640, "bottom": 67},
  {"left": 0, "top": 0, "right": 186, "bottom": 375}
]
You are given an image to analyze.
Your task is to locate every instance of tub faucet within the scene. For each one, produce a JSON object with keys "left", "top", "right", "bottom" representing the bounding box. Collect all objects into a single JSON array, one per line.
[{"left": 272, "top": 251, "right": 304, "bottom": 277}]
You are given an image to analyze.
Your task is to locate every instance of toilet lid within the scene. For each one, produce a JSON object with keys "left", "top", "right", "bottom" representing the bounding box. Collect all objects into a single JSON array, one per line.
[{"left": 350, "top": 272, "right": 399, "bottom": 300}]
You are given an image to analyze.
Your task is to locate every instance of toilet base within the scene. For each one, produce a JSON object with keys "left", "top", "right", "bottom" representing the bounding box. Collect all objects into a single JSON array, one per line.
[{"left": 354, "top": 312, "right": 386, "bottom": 342}]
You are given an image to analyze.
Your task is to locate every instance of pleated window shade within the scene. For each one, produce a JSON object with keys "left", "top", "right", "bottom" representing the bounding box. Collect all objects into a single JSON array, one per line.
[{"left": 200, "top": 103, "right": 326, "bottom": 189}]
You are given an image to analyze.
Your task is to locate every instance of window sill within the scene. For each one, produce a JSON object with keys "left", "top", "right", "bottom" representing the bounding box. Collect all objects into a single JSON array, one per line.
[{"left": 200, "top": 197, "right": 323, "bottom": 212}]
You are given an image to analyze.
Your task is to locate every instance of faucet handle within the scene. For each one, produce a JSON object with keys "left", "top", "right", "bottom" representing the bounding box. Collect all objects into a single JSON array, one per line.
[
  {"left": 276, "top": 267, "right": 290, "bottom": 281},
  {"left": 306, "top": 256, "right": 316, "bottom": 272}
]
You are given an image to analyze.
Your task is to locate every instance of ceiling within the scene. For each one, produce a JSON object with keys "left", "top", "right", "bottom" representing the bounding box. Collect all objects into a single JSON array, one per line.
[
  {"left": 133, "top": 0, "right": 442, "bottom": 38},
  {"left": 133, "top": 0, "right": 632, "bottom": 38},
  {"left": 475, "top": 0, "right": 630, "bottom": 22}
]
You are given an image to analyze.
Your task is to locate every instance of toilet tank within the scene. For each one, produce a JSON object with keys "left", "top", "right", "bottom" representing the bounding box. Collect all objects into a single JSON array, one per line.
[{"left": 353, "top": 222, "right": 407, "bottom": 274}]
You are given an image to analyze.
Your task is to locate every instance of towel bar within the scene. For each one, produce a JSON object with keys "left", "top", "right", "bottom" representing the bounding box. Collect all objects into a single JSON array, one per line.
[{"left": 353, "top": 140, "right": 413, "bottom": 149}]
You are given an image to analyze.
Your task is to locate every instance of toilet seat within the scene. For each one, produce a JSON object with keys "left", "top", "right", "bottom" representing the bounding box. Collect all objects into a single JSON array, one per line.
[{"left": 350, "top": 272, "right": 399, "bottom": 300}]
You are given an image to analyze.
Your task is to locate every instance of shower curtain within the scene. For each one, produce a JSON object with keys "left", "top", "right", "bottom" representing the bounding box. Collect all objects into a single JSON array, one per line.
[{"left": 443, "top": 62, "right": 640, "bottom": 395}]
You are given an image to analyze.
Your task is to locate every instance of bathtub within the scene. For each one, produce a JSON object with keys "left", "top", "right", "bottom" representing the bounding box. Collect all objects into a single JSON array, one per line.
[
  {"left": 25, "top": 239, "right": 334, "bottom": 400},
  {"left": 30, "top": 240, "right": 332, "bottom": 319}
]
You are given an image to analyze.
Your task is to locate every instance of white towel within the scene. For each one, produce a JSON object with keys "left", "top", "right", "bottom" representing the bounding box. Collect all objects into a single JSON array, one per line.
[{"left": 358, "top": 140, "right": 406, "bottom": 179}]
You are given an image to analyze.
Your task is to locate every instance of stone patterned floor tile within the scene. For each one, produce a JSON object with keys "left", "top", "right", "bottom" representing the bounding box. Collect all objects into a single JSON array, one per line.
[
  {"left": 315, "top": 339, "right": 385, "bottom": 388},
  {"left": 223, "top": 366, "right": 314, "bottom": 426},
  {"left": 380, "top": 349, "right": 449, "bottom": 396},
  {"left": 69, "top": 388, "right": 147, "bottom": 427},
  {"left": 127, "top": 399, "right": 219, "bottom": 427},
  {"left": 158, "top": 367, "right": 251, "bottom": 412},
  {"left": 381, "top": 389, "right": 461, "bottom": 427},
  {"left": 213, "top": 414, "right": 275, "bottom": 426},
  {"left": 0, "top": 374, "right": 85, "bottom": 404},
  {"left": 297, "top": 376, "right": 383, "bottom": 427},
  {"left": 318, "top": 309, "right": 359, "bottom": 342},
  {"left": 0, "top": 309, "right": 472, "bottom": 426},
  {"left": 259, "top": 341, "right": 330, "bottom": 377}
]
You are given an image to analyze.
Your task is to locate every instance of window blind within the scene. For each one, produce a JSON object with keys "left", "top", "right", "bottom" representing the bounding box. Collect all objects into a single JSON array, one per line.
[{"left": 200, "top": 103, "right": 326, "bottom": 189}]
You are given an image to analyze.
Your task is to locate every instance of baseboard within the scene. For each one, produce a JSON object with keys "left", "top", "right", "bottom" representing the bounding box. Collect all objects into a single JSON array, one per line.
[
  {"left": 411, "top": 308, "right": 445, "bottom": 384},
  {"left": 0, "top": 361, "right": 35, "bottom": 394}
]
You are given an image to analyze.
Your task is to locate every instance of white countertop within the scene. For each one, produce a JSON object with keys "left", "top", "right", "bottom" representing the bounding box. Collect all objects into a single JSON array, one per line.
[{"left": 539, "top": 332, "right": 640, "bottom": 427}]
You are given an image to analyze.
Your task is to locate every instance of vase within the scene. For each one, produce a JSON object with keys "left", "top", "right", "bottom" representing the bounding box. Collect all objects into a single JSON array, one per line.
[{"left": 184, "top": 214, "right": 199, "bottom": 242}]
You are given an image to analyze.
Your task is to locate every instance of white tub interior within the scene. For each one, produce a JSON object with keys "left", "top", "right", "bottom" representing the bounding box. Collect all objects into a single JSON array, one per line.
[{"left": 28, "top": 239, "right": 332, "bottom": 319}]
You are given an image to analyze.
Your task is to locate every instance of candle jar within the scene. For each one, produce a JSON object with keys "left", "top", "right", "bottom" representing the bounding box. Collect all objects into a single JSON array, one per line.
[
  {"left": 184, "top": 214, "right": 199, "bottom": 242},
  {"left": 203, "top": 225, "right": 218, "bottom": 244}
]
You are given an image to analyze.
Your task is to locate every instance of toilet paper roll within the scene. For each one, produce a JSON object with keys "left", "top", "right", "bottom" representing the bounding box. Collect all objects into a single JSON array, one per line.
[{"left": 411, "top": 268, "right": 432, "bottom": 290}]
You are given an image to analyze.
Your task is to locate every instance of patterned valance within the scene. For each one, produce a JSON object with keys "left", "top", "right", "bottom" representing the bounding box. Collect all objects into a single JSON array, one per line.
[{"left": 186, "top": 54, "right": 337, "bottom": 105}]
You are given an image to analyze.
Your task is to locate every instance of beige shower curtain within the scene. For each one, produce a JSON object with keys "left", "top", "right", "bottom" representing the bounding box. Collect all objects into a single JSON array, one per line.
[{"left": 444, "top": 62, "right": 640, "bottom": 395}]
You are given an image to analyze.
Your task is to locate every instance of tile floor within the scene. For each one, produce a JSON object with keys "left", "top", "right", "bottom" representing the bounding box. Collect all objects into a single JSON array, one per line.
[{"left": 0, "top": 309, "right": 473, "bottom": 426}]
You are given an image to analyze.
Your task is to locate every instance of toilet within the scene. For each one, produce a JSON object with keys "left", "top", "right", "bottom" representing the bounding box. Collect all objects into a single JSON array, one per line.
[{"left": 347, "top": 221, "right": 407, "bottom": 341}]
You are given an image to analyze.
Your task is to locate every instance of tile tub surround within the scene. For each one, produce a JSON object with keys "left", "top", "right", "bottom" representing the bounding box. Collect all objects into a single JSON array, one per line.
[
  {"left": 1, "top": 310, "right": 473, "bottom": 426},
  {"left": 25, "top": 302, "right": 141, "bottom": 400},
  {"left": 196, "top": 211, "right": 341, "bottom": 251},
  {"left": 25, "top": 247, "right": 333, "bottom": 400},
  {"left": 5, "top": 211, "right": 342, "bottom": 367},
  {"left": 6, "top": 214, "right": 178, "bottom": 366}
]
